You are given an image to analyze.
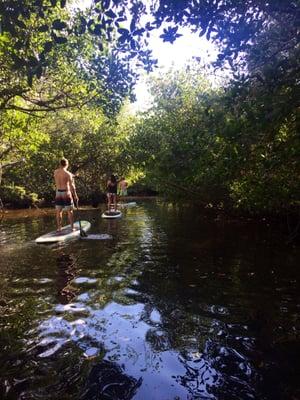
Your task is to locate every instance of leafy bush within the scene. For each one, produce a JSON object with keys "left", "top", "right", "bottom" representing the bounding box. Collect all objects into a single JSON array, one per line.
[
  {"left": 128, "top": 180, "right": 158, "bottom": 196},
  {"left": 0, "top": 185, "right": 39, "bottom": 208}
]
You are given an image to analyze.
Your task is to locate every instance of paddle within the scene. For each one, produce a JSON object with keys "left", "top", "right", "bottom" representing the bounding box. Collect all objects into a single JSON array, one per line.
[
  {"left": 75, "top": 207, "right": 112, "bottom": 240},
  {"left": 76, "top": 201, "right": 87, "bottom": 237}
]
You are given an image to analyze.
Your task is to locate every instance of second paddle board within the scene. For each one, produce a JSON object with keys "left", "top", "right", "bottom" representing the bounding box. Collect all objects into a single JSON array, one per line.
[{"left": 101, "top": 210, "right": 122, "bottom": 219}]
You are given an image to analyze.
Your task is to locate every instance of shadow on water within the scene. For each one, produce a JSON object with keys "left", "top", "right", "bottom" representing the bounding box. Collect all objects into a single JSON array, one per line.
[
  {"left": 80, "top": 360, "right": 142, "bottom": 400},
  {"left": 0, "top": 201, "right": 299, "bottom": 399}
]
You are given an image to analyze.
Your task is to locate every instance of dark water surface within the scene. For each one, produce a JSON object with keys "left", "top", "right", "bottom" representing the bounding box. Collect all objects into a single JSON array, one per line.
[{"left": 0, "top": 201, "right": 299, "bottom": 400}]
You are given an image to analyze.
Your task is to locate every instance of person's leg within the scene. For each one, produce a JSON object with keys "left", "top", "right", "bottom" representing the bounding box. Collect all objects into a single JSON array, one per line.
[
  {"left": 107, "top": 193, "right": 111, "bottom": 211},
  {"left": 56, "top": 209, "right": 63, "bottom": 231},
  {"left": 113, "top": 194, "right": 117, "bottom": 211},
  {"left": 67, "top": 210, "right": 74, "bottom": 230}
]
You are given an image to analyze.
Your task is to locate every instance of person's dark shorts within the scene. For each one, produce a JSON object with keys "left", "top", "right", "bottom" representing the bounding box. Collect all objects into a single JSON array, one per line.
[{"left": 55, "top": 190, "right": 73, "bottom": 211}]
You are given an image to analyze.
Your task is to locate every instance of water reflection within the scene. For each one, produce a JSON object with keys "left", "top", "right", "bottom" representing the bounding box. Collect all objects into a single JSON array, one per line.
[
  {"left": 80, "top": 360, "right": 142, "bottom": 400},
  {"left": 56, "top": 252, "right": 78, "bottom": 304},
  {"left": 0, "top": 202, "right": 299, "bottom": 400}
]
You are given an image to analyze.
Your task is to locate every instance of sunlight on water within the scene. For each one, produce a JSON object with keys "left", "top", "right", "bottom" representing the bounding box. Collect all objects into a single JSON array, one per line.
[{"left": 0, "top": 201, "right": 299, "bottom": 400}]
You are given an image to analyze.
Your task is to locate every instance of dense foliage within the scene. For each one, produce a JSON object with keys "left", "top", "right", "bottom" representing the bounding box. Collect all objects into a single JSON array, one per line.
[
  {"left": 0, "top": 0, "right": 299, "bottom": 215},
  {"left": 0, "top": 0, "right": 143, "bottom": 205},
  {"left": 128, "top": 64, "right": 299, "bottom": 214}
]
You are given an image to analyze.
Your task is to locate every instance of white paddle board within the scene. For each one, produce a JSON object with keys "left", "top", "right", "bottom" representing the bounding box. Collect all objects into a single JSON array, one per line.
[
  {"left": 117, "top": 202, "right": 137, "bottom": 208},
  {"left": 35, "top": 220, "right": 91, "bottom": 243},
  {"left": 101, "top": 210, "right": 122, "bottom": 219}
]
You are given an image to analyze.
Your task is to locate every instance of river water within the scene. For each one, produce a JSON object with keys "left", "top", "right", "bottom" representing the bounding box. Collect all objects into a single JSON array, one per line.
[{"left": 0, "top": 200, "right": 299, "bottom": 400}]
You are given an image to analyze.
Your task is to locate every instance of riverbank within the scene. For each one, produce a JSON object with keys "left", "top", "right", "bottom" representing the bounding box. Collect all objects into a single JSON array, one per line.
[
  {"left": 0, "top": 197, "right": 157, "bottom": 220},
  {"left": 1, "top": 198, "right": 299, "bottom": 245}
]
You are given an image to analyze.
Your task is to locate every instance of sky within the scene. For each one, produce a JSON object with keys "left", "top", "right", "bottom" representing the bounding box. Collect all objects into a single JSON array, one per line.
[
  {"left": 132, "top": 26, "right": 219, "bottom": 111},
  {"left": 74, "top": 0, "right": 220, "bottom": 111}
]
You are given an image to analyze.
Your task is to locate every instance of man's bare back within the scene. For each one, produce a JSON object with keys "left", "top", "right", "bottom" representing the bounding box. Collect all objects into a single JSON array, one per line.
[
  {"left": 54, "top": 158, "right": 78, "bottom": 231},
  {"left": 54, "top": 168, "right": 73, "bottom": 192}
]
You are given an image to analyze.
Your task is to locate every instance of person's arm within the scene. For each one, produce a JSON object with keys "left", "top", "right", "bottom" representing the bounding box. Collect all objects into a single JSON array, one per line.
[
  {"left": 54, "top": 170, "right": 57, "bottom": 187},
  {"left": 69, "top": 174, "right": 79, "bottom": 204}
]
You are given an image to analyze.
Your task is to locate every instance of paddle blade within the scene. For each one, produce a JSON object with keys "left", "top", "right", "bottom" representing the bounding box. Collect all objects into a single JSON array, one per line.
[
  {"left": 78, "top": 220, "right": 88, "bottom": 237},
  {"left": 80, "top": 234, "right": 113, "bottom": 240}
]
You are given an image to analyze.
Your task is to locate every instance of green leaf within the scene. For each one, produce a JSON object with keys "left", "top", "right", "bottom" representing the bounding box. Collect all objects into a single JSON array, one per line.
[
  {"left": 15, "top": 19, "right": 27, "bottom": 29},
  {"left": 93, "top": 24, "right": 102, "bottom": 35},
  {"left": 53, "top": 35, "right": 67, "bottom": 44},
  {"left": 38, "top": 25, "right": 49, "bottom": 32},
  {"left": 105, "top": 10, "right": 116, "bottom": 19},
  {"left": 52, "top": 19, "right": 67, "bottom": 30},
  {"left": 43, "top": 41, "right": 53, "bottom": 53}
]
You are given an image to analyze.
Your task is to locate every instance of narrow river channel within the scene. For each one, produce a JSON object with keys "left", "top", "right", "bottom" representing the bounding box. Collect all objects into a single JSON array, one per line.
[{"left": 0, "top": 200, "right": 299, "bottom": 400}]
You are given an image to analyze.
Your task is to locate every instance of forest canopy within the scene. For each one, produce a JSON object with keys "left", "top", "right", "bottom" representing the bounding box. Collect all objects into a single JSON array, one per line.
[{"left": 0, "top": 0, "right": 299, "bottom": 215}]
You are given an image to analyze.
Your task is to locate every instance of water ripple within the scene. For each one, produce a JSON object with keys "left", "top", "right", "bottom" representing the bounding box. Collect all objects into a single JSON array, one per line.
[{"left": 0, "top": 203, "right": 299, "bottom": 400}]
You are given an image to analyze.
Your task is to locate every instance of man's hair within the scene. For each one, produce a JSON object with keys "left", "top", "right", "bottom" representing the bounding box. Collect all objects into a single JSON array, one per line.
[
  {"left": 60, "top": 158, "right": 68, "bottom": 167},
  {"left": 110, "top": 174, "right": 116, "bottom": 183}
]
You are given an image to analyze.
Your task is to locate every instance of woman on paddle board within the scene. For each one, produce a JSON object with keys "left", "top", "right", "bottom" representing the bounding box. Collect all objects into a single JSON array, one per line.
[{"left": 106, "top": 174, "right": 118, "bottom": 211}]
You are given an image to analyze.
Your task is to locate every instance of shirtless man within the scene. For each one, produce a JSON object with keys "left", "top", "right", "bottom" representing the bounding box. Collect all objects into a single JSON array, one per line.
[
  {"left": 118, "top": 177, "right": 128, "bottom": 204},
  {"left": 54, "top": 158, "right": 78, "bottom": 232},
  {"left": 118, "top": 177, "right": 128, "bottom": 197}
]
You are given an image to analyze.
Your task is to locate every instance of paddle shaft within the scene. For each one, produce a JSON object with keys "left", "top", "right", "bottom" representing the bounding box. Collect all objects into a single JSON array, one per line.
[{"left": 75, "top": 201, "right": 87, "bottom": 237}]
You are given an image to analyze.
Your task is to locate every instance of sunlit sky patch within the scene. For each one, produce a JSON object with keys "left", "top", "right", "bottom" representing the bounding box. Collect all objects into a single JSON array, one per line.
[
  {"left": 132, "top": 25, "right": 219, "bottom": 111},
  {"left": 73, "top": 0, "right": 220, "bottom": 110}
]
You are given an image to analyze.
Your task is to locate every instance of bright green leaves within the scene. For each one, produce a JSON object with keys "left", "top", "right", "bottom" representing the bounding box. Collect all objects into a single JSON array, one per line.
[
  {"left": 3, "top": 106, "right": 131, "bottom": 201},
  {"left": 127, "top": 61, "right": 299, "bottom": 214}
]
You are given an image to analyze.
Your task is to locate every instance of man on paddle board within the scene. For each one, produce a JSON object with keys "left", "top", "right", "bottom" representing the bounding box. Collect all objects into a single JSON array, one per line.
[
  {"left": 118, "top": 177, "right": 128, "bottom": 197},
  {"left": 54, "top": 158, "right": 79, "bottom": 232}
]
